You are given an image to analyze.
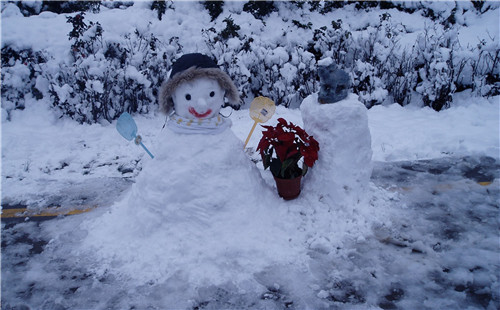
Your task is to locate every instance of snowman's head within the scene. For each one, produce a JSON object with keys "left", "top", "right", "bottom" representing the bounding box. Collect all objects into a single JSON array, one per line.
[
  {"left": 171, "top": 77, "right": 224, "bottom": 119},
  {"left": 318, "top": 64, "right": 350, "bottom": 104},
  {"left": 159, "top": 53, "right": 240, "bottom": 118}
]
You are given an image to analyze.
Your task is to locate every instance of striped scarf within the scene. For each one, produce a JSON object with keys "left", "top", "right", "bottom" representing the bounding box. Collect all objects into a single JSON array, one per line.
[{"left": 167, "top": 113, "right": 231, "bottom": 135}]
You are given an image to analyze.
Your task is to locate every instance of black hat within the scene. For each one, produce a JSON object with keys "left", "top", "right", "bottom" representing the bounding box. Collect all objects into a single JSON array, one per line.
[{"left": 170, "top": 53, "right": 218, "bottom": 78}]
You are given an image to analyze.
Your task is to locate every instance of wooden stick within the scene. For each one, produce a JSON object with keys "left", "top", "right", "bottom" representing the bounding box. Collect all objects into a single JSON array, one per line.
[{"left": 243, "top": 121, "right": 258, "bottom": 149}]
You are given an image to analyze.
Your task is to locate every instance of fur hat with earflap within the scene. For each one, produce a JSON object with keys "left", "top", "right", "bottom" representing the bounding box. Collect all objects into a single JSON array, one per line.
[{"left": 158, "top": 53, "right": 241, "bottom": 115}]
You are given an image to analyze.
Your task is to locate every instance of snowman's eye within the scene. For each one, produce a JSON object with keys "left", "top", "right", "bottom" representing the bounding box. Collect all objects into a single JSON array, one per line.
[
  {"left": 209, "top": 91, "right": 215, "bottom": 97},
  {"left": 185, "top": 94, "right": 191, "bottom": 101}
]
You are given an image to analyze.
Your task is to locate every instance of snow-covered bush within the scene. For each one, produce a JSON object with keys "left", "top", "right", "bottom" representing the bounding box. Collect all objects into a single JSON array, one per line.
[
  {"left": 414, "top": 25, "right": 459, "bottom": 111},
  {"left": 1, "top": 47, "right": 46, "bottom": 120},
  {"left": 67, "top": 13, "right": 103, "bottom": 59},
  {"left": 151, "top": 0, "right": 175, "bottom": 21},
  {"left": 11, "top": 0, "right": 101, "bottom": 16},
  {"left": 39, "top": 14, "right": 177, "bottom": 123},
  {"left": 385, "top": 49, "right": 416, "bottom": 106},
  {"left": 469, "top": 36, "right": 500, "bottom": 97},
  {"left": 203, "top": 0, "right": 224, "bottom": 22},
  {"left": 352, "top": 60, "right": 388, "bottom": 108},
  {"left": 307, "top": 19, "right": 353, "bottom": 66},
  {"left": 350, "top": 13, "right": 403, "bottom": 107},
  {"left": 2, "top": 0, "right": 499, "bottom": 122},
  {"left": 471, "top": 0, "right": 500, "bottom": 14},
  {"left": 242, "top": 0, "right": 277, "bottom": 20},
  {"left": 203, "top": 15, "right": 317, "bottom": 108}
]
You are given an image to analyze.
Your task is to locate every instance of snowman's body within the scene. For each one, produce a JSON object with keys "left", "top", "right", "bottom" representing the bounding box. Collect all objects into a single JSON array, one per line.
[
  {"left": 132, "top": 125, "right": 265, "bottom": 221},
  {"left": 300, "top": 93, "right": 373, "bottom": 207},
  {"left": 82, "top": 125, "right": 295, "bottom": 286}
]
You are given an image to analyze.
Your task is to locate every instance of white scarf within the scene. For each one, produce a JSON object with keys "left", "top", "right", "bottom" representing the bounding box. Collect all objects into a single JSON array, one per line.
[{"left": 167, "top": 113, "right": 231, "bottom": 135}]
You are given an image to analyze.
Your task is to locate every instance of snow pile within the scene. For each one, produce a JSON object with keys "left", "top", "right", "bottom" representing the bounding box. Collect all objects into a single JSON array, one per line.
[
  {"left": 301, "top": 93, "right": 373, "bottom": 207},
  {"left": 70, "top": 115, "right": 385, "bottom": 302},
  {"left": 78, "top": 129, "right": 307, "bottom": 288}
]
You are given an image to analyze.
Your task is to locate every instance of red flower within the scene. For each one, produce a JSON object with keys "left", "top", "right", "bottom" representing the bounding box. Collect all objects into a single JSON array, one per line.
[
  {"left": 257, "top": 118, "right": 319, "bottom": 179},
  {"left": 278, "top": 132, "right": 294, "bottom": 142}
]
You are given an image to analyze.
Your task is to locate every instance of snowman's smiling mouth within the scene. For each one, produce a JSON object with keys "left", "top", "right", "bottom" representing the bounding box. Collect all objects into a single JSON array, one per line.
[{"left": 189, "top": 107, "right": 212, "bottom": 118}]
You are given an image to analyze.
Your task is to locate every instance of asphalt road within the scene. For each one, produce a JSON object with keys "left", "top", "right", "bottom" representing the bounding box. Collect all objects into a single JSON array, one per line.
[{"left": 1, "top": 156, "right": 498, "bottom": 309}]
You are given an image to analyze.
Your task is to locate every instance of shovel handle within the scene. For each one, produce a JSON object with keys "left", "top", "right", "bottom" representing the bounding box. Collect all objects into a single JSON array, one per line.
[
  {"left": 140, "top": 142, "right": 155, "bottom": 159},
  {"left": 134, "top": 135, "right": 154, "bottom": 159},
  {"left": 243, "top": 121, "right": 258, "bottom": 149}
]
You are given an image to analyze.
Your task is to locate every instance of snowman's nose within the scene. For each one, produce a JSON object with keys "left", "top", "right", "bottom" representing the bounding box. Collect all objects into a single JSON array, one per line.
[{"left": 197, "top": 97, "right": 208, "bottom": 108}]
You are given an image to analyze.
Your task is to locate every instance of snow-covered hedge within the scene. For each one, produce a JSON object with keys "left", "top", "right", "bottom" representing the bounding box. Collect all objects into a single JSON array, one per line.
[
  {"left": 38, "top": 12, "right": 179, "bottom": 123},
  {"left": 1, "top": 0, "right": 499, "bottom": 123},
  {"left": 2, "top": 10, "right": 179, "bottom": 123}
]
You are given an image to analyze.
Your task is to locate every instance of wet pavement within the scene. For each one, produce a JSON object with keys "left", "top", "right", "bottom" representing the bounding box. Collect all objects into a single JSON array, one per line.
[
  {"left": 372, "top": 155, "right": 498, "bottom": 188},
  {"left": 2, "top": 156, "right": 499, "bottom": 309}
]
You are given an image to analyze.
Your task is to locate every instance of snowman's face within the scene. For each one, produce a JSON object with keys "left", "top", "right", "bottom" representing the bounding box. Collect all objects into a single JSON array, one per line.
[{"left": 172, "top": 77, "right": 225, "bottom": 119}]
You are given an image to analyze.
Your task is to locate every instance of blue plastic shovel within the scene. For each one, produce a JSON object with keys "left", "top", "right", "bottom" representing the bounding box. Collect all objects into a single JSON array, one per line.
[{"left": 116, "top": 112, "right": 155, "bottom": 159}]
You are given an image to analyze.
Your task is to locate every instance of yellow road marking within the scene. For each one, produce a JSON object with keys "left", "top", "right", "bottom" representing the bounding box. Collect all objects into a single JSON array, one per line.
[
  {"left": 1, "top": 206, "right": 96, "bottom": 219},
  {"left": 478, "top": 181, "right": 493, "bottom": 186}
]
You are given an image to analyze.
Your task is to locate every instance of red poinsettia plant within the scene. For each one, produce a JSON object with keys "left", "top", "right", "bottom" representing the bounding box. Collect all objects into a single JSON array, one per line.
[{"left": 257, "top": 118, "right": 319, "bottom": 179}]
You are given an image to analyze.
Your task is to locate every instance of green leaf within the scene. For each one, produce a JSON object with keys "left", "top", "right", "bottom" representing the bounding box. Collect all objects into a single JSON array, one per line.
[
  {"left": 270, "top": 158, "right": 282, "bottom": 177},
  {"left": 261, "top": 148, "right": 273, "bottom": 170},
  {"left": 262, "top": 154, "right": 270, "bottom": 170},
  {"left": 281, "top": 158, "right": 296, "bottom": 177}
]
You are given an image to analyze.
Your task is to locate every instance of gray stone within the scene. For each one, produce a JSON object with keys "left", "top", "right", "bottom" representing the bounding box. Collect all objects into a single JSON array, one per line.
[{"left": 318, "top": 64, "right": 350, "bottom": 104}]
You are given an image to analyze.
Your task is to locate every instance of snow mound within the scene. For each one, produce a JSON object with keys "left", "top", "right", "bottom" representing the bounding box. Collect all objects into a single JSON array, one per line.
[
  {"left": 78, "top": 129, "right": 305, "bottom": 286},
  {"left": 301, "top": 93, "right": 373, "bottom": 207},
  {"left": 69, "top": 124, "right": 384, "bottom": 304}
]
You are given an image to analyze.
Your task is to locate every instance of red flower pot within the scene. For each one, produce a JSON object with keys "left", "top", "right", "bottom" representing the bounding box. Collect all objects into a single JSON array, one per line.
[{"left": 273, "top": 175, "right": 302, "bottom": 200}]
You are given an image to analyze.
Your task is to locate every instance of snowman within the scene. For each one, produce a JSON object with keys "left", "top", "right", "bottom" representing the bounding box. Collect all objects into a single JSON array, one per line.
[
  {"left": 78, "top": 53, "right": 299, "bottom": 288},
  {"left": 300, "top": 59, "right": 373, "bottom": 208}
]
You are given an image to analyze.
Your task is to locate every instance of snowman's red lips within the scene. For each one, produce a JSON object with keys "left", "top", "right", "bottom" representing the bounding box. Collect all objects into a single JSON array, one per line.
[{"left": 189, "top": 107, "right": 212, "bottom": 118}]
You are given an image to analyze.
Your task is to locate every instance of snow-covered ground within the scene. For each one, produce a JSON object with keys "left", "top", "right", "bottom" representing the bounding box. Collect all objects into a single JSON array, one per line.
[
  {"left": 2, "top": 92, "right": 499, "bottom": 309},
  {"left": 2, "top": 1, "right": 500, "bottom": 310}
]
